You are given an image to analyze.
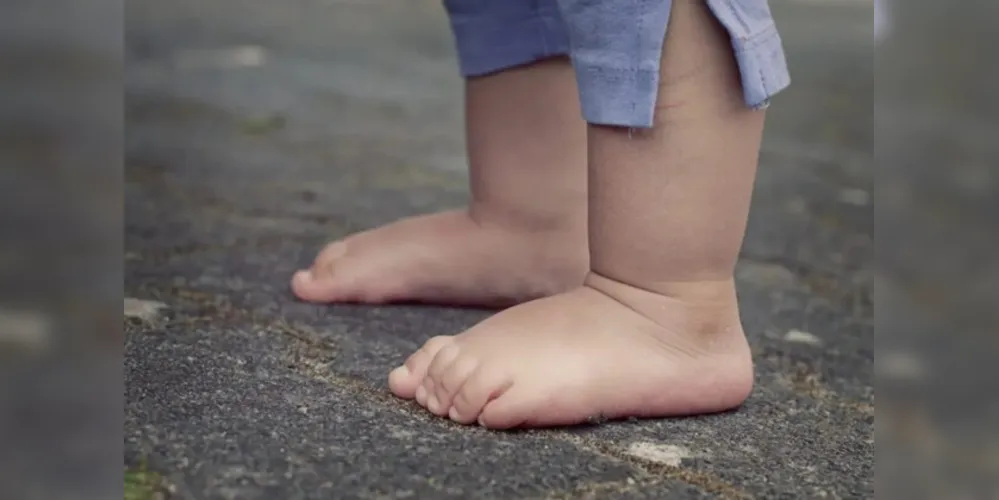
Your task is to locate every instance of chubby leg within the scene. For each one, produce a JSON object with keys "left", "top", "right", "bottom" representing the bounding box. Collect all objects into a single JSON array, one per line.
[
  {"left": 391, "top": 0, "right": 787, "bottom": 428},
  {"left": 292, "top": 2, "right": 588, "bottom": 307}
]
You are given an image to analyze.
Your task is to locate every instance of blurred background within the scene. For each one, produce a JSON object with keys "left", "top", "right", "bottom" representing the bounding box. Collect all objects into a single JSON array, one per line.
[
  {"left": 876, "top": 1, "right": 999, "bottom": 498},
  {"left": 0, "top": 0, "right": 996, "bottom": 498}
]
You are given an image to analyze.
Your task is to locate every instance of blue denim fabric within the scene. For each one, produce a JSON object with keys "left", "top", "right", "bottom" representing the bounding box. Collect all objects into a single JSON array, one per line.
[{"left": 443, "top": 0, "right": 790, "bottom": 128}]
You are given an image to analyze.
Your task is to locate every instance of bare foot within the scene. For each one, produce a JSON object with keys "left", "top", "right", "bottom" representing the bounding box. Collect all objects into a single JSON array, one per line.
[
  {"left": 292, "top": 57, "right": 587, "bottom": 307},
  {"left": 388, "top": 273, "right": 754, "bottom": 428},
  {"left": 291, "top": 209, "right": 587, "bottom": 307}
]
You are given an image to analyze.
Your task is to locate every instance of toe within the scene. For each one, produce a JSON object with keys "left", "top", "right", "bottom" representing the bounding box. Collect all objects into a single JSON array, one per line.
[
  {"left": 435, "top": 354, "right": 479, "bottom": 420},
  {"left": 421, "top": 377, "right": 439, "bottom": 412},
  {"left": 388, "top": 365, "right": 415, "bottom": 398},
  {"left": 290, "top": 264, "right": 341, "bottom": 304},
  {"left": 449, "top": 366, "right": 513, "bottom": 425},
  {"left": 290, "top": 269, "right": 332, "bottom": 302},
  {"left": 414, "top": 384, "right": 429, "bottom": 406},
  {"left": 290, "top": 242, "right": 350, "bottom": 303},
  {"left": 388, "top": 336, "right": 455, "bottom": 399},
  {"left": 478, "top": 385, "right": 541, "bottom": 430},
  {"left": 422, "top": 344, "right": 461, "bottom": 416}
]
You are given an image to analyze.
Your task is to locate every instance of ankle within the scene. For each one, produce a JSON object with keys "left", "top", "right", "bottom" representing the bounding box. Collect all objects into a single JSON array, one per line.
[
  {"left": 589, "top": 255, "right": 739, "bottom": 297},
  {"left": 588, "top": 266, "right": 737, "bottom": 299},
  {"left": 585, "top": 272, "right": 743, "bottom": 342},
  {"left": 467, "top": 199, "right": 587, "bottom": 237},
  {"left": 454, "top": 206, "right": 589, "bottom": 289}
]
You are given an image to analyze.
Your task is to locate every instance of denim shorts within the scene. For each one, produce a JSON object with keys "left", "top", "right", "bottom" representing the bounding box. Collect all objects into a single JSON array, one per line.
[{"left": 444, "top": 0, "right": 791, "bottom": 128}]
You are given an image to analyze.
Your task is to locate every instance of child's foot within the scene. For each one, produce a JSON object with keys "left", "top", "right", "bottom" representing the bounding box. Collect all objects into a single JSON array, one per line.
[
  {"left": 388, "top": 273, "right": 754, "bottom": 428},
  {"left": 292, "top": 57, "right": 587, "bottom": 307},
  {"left": 291, "top": 209, "right": 587, "bottom": 307}
]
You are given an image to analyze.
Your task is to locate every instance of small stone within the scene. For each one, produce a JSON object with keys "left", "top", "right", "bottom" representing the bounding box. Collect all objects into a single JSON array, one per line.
[
  {"left": 124, "top": 298, "right": 167, "bottom": 322},
  {"left": 625, "top": 442, "right": 693, "bottom": 466},
  {"left": 585, "top": 414, "right": 609, "bottom": 425},
  {"left": 784, "top": 329, "right": 823, "bottom": 346},
  {"left": 737, "top": 261, "right": 797, "bottom": 288}
]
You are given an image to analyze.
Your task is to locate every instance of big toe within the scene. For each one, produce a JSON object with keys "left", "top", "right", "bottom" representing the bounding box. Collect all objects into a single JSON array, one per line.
[
  {"left": 388, "top": 336, "right": 455, "bottom": 399},
  {"left": 290, "top": 267, "right": 342, "bottom": 302},
  {"left": 289, "top": 241, "right": 352, "bottom": 302}
]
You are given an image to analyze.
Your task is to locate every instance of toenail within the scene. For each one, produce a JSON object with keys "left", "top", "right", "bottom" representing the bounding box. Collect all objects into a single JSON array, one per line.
[
  {"left": 448, "top": 407, "right": 461, "bottom": 421},
  {"left": 415, "top": 385, "right": 427, "bottom": 401},
  {"left": 390, "top": 365, "right": 410, "bottom": 379},
  {"left": 427, "top": 395, "right": 440, "bottom": 412}
]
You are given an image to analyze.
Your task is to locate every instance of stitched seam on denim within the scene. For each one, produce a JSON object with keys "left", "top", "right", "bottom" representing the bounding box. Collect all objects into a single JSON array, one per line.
[
  {"left": 754, "top": 30, "right": 770, "bottom": 95},
  {"left": 631, "top": 0, "right": 673, "bottom": 119},
  {"left": 634, "top": 0, "right": 652, "bottom": 116},
  {"left": 576, "top": 63, "right": 658, "bottom": 73},
  {"left": 747, "top": 26, "right": 782, "bottom": 96},
  {"left": 718, "top": 0, "right": 752, "bottom": 35},
  {"left": 732, "top": 23, "right": 779, "bottom": 52},
  {"left": 577, "top": 63, "right": 658, "bottom": 88},
  {"left": 757, "top": 59, "right": 770, "bottom": 95},
  {"left": 707, "top": 1, "right": 779, "bottom": 100},
  {"left": 576, "top": 61, "right": 658, "bottom": 126}
]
